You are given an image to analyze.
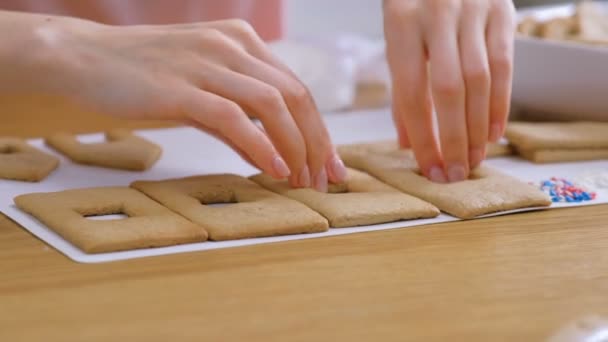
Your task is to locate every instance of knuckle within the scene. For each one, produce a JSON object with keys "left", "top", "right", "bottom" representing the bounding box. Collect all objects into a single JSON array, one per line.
[
  {"left": 489, "top": 52, "right": 512, "bottom": 74},
  {"left": 215, "top": 101, "right": 244, "bottom": 129},
  {"left": 197, "top": 29, "right": 229, "bottom": 48},
  {"left": 222, "top": 19, "right": 257, "bottom": 39},
  {"left": 434, "top": 77, "right": 464, "bottom": 98},
  {"left": 200, "top": 28, "right": 223, "bottom": 41},
  {"left": 384, "top": 0, "right": 418, "bottom": 22},
  {"left": 463, "top": 64, "right": 490, "bottom": 88},
  {"left": 430, "top": 0, "right": 459, "bottom": 14},
  {"left": 256, "top": 87, "right": 286, "bottom": 115},
  {"left": 282, "top": 82, "right": 313, "bottom": 109}
]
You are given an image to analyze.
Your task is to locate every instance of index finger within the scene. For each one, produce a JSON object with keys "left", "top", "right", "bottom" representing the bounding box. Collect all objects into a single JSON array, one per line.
[{"left": 384, "top": 6, "right": 445, "bottom": 182}]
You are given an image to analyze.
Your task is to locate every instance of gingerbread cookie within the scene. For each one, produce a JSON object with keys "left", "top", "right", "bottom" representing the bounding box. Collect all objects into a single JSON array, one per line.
[
  {"left": 574, "top": 1, "right": 608, "bottom": 42},
  {"left": 487, "top": 143, "right": 513, "bottom": 158},
  {"left": 251, "top": 168, "right": 439, "bottom": 227},
  {"left": 338, "top": 142, "right": 551, "bottom": 219},
  {"left": 131, "top": 174, "right": 329, "bottom": 240},
  {"left": 518, "top": 148, "right": 608, "bottom": 164},
  {"left": 538, "top": 17, "right": 576, "bottom": 40},
  {"left": 344, "top": 139, "right": 511, "bottom": 159},
  {"left": 506, "top": 122, "right": 608, "bottom": 163},
  {"left": 45, "top": 129, "right": 161, "bottom": 171},
  {"left": 0, "top": 137, "right": 59, "bottom": 182},
  {"left": 14, "top": 187, "right": 207, "bottom": 253},
  {"left": 506, "top": 122, "right": 608, "bottom": 150}
]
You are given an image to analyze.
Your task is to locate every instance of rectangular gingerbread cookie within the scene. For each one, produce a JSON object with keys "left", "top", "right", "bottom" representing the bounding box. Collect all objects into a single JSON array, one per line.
[
  {"left": 517, "top": 148, "right": 608, "bottom": 163},
  {"left": 506, "top": 122, "right": 608, "bottom": 163},
  {"left": 506, "top": 122, "right": 608, "bottom": 151},
  {"left": 251, "top": 168, "right": 439, "bottom": 227},
  {"left": 131, "top": 174, "right": 329, "bottom": 240},
  {"left": 343, "top": 139, "right": 511, "bottom": 159},
  {"left": 14, "top": 187, "right": 207, "bottom": 253},
  {"left": 338, "top": 143, "right": 551, "bottom": 219}
]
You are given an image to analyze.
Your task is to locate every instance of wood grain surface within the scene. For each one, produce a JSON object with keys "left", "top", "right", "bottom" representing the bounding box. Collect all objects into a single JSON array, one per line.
[{"left": 1, "top": 94, "right": 608, "bottom": 341}]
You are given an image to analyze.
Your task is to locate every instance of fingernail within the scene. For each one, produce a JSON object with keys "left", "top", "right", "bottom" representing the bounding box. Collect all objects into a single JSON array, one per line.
[
  {"left": 272, "top": 156, "right": 291, "bottom": 178},
  {"left": 298, "top": 165, "right": 311, "bottom": 188},
  {"left": 313, "top": 168, "right": 328, "bottom": 192},
  {"left": 447, "top": 163, "right": 467, "bottom": 182},
  {"left": 329, "top": 154, "right": 347, "bottom": 182},
  {"left": 469, "top": 147, "right": 485, "bottom": 169},
  {"left": 489, "top": 123, "right": 502, "bottom": 142},
  {"left": 428, "top": 166, "right": 447, "bottom": 183}
]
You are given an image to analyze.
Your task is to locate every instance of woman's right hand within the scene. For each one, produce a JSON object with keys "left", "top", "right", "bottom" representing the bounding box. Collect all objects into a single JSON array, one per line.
[{"left": 2, "top": 11, "right": 347, "bottom": 191}]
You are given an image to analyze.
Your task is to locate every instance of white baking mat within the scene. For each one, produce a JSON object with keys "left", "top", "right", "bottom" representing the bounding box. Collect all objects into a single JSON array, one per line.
[{"left": 2, "top": 109, "right": 607, "bottom": 263}]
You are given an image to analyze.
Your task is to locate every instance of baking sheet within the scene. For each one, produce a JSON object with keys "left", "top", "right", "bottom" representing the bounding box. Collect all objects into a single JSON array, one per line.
[{"left": 2, "top": 109, "right": 607, "bottom": 263}]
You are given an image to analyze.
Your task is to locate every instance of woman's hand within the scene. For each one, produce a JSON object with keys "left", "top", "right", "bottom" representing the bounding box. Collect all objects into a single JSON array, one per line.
[
  {"left": 383, "top": 0, "right": 516, "bottom": 182},
  {"left": 1, "top": 11, "right": 346, "bottom": 191}
]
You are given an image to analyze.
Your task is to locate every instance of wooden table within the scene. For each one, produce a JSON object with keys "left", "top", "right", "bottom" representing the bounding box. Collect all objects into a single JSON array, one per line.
[{"left": 2, "top": 95, "right": 608, "bottom": 341}]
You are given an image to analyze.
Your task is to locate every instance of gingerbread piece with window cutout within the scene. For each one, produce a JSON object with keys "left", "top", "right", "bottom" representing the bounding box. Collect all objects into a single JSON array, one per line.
[
  {"left": 14, "top": 187, "right": 207, "bottom": 254},
  {"left": 131, "top": 174, "right": 329, "bottom": 240},
  {"left": 0, "top": 137, "right": 59, "bottom": 182},
  {"left": 45, "top": 129, "right": 161, "bottom": 171}
]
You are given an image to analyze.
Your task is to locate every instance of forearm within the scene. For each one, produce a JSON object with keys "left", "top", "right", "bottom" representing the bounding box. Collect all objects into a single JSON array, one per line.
[{"left": 0, "top": 10, "right": 99, "bottom": 95}]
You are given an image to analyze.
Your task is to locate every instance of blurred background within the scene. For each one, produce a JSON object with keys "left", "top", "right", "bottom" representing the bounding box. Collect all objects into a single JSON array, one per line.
[{"left": 285, "top": 0, "right": 570, "bottom": 39}]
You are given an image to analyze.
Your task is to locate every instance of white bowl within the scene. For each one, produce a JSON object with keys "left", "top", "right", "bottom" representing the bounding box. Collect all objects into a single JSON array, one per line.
[{"left": 513, "top": 3, "right": 608, "bottom": 121}]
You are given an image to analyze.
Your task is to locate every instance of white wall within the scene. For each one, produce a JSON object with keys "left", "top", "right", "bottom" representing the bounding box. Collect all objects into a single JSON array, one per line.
[{"left": 284, "top": 0, "right": 384, "bottom": 39}]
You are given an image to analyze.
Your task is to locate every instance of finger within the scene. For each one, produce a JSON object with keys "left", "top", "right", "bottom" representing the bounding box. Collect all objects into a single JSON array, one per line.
[
  {"left": 193, "top": 62, "right": 310, "bottom": 188},
  {"left": 392, "top": 104, "right": 412, "bottom": 149},
  {"left": 487, "top": 2, "right": 516, "bottom": 142},
  {"left": 459, "top": 4, "right": 491, "bottom": 168},
  {"left": 384, "top": 6, "right": 444, "bottom": 182},
  {"left": 229, "top": 51, "right": 344, "bottom": 191},
  {"left": 181, "top": 88, "right": 290, "bottom": 179},
  {"left": 211, "top": 21, "right": 346, "bottom": 188},
  {"left": 426, "top": 7, "right": 469, "bottom": 182}
]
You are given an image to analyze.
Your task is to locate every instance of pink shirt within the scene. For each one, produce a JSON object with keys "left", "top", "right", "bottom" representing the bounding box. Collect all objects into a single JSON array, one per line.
[{"left": 0, "top": 0, "right": 283, "bottom": 41}]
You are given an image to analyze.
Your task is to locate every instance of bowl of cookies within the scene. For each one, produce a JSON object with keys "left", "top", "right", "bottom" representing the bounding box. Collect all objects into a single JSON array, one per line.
[{"left": 513, "top": 1, "right": 608, "bottom": 122}]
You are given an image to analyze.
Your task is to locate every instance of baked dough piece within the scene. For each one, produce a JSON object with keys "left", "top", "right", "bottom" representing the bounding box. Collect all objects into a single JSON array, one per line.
[
  {"left": 343, "top": 139, "right": 511, "bottom": 159},
  {"left": 538, "top": 17, "right": 576, "bottom": 40},
  {"left": 516, "top": 1, "right": 608, "bottom": 45},
  {"left": 251, "top": 168, "right": 439, "bottom": 227},
  {"left": 506, "top": 122, "right": 608, "bottom": 163},
  {"left": 14, "top": 187, "right": 207, "bottom": 253},
  {"left": 517, "top": 148, "right": 608, "bottom": 164},
  {"left": 517, "top": 16, "right": 540, "bottom": 37},
  {"left": 132, "top": 174, "right": 329, "bottom": 240},
  {"left": 338, "top": 143, "right": 551, "bottom": 219},
  {"left": 0, "top": 137, "right": 59, "bottom": 182},
  {"left": 506, "top": 122, "right": 608, "bottom": 150},
  {"left": 45, "top": 129, "right": 161, "bottom": 171},
  {"left": 487, "top": 143, "right": 513, "bottom": 158},
  {"left": 574, "top": 1, "right": 608, "bottom": 42}
]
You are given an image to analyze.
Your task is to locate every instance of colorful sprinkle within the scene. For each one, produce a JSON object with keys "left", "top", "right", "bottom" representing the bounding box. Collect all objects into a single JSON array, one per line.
[{"left": 534, "top": 177, "right": 597, "bottom": 203}]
